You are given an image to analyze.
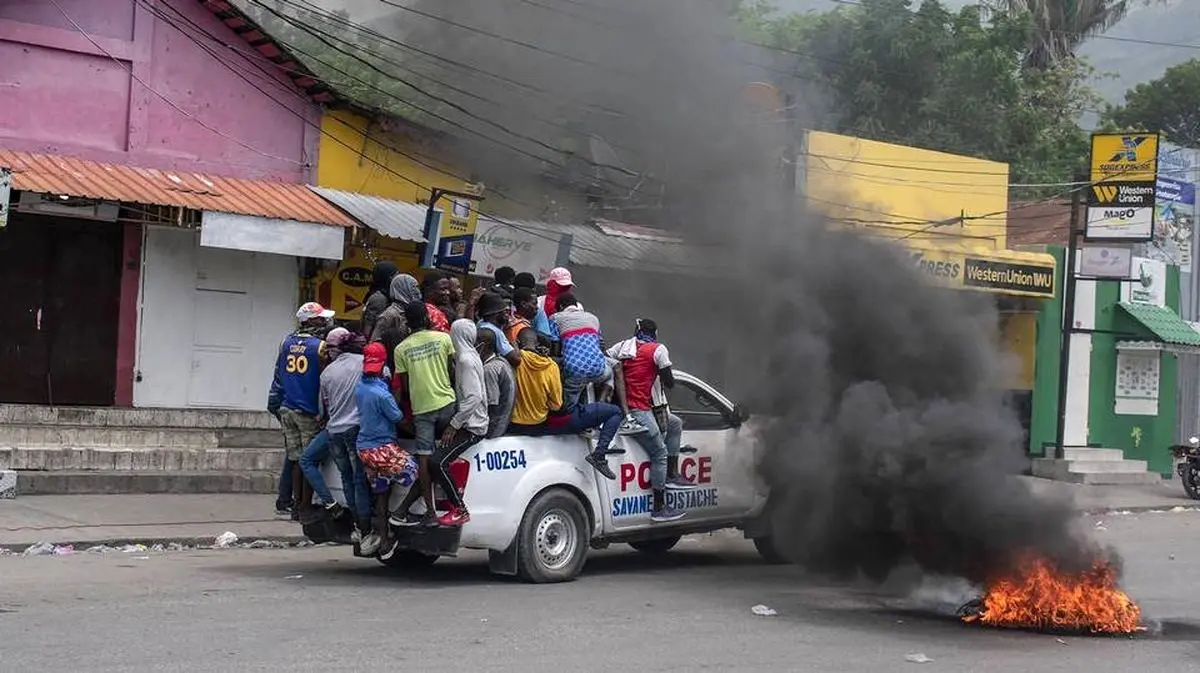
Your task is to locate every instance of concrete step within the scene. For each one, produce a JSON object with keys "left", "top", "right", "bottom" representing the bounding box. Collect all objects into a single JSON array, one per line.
[
  {"left": 1066, "top": 459, "right": 1150, "bottom": 474},
  {"left": 0, "top": 404, "right": 278, "bottom": 430},
  {"left": 15, "top": 470, "right": 279, "bottom": 495},
  {"left": 0, "top": 447, "right": 284, "bottom": 472},
  {"left": 1061, "top": 448, "right": 1126, "bottom": 462},
  {"left": 0, "top": 425, "right": 282, "bottom": 449},
  {"left": 1032, "top": 458, "right": 1163, "bottom": 485}
]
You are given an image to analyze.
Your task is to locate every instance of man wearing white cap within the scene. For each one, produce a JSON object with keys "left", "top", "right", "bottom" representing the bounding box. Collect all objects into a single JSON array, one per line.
[
  {"left": 267, "top": 302, "right": 334, "bottom": 520},
  {"left": 533, "top": 267, "right": 582, "bottom": 344}
]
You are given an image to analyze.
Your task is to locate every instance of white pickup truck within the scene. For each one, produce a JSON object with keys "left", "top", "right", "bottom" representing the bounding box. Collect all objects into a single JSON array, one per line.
[{"left": 302, "top": 370, "right": 782, "bottom": 583}]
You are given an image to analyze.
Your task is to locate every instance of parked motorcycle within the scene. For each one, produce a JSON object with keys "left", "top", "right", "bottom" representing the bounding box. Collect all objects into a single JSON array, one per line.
[{"left": 1169, "top": 437, "right": 1200, "bottom": 500}]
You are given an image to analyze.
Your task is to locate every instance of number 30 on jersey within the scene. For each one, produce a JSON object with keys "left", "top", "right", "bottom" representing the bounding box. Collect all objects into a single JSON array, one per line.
[{"left": 285, "top": 354, "right": 309, "bottom": 374}]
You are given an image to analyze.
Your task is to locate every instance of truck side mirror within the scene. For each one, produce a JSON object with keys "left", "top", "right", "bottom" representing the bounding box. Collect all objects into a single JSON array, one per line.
[{"left": 732, "top": 403, "right": 749, "bottom": 427}]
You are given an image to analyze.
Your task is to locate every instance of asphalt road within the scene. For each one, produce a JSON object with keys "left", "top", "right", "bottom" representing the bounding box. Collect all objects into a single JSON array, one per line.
[{"left": 2, "top": 513, "right": 1200, "bottom": 672}]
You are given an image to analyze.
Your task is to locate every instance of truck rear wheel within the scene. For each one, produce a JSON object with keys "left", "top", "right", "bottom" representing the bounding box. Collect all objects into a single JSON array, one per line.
[
  {"left": 629, "top": 536, "right": 681, "bottom": 554},
  {"left": 753, "top": 535, "right": 788, "bottom": 565},
  {"left": 516, "top": 488, "right": 589, "bottom": 583}
]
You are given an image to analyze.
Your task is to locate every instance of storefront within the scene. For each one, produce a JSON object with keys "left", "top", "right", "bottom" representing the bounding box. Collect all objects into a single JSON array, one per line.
[{"left": 0, "top": 149, "right": 354, "bottom": 410}]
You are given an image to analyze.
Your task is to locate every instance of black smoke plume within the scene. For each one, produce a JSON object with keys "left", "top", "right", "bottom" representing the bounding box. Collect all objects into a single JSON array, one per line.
[{"left": 376, "top": 0, "right": 1101, "bottom": 582}]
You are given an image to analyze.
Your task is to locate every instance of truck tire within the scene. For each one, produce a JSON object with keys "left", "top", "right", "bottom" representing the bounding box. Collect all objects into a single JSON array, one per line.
[
  {"left": 516, "top": 488, "right": 589, "bottom": 583},
  {"left": 378, "top": 549, "right": 439, "bottom": 570},
  {"left": 629, "top": 536, "right": 682, "bottom": 554},
  {"left": 753, "top": 535, "right": 788, "bottom": 565}
]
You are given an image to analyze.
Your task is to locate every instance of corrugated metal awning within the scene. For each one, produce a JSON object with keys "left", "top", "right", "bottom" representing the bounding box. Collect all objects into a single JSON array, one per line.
[
  {"left": 0, "top": 149, "right": 355, "bottom": 227},
  {"left": 308, "top": 186, "right": 428, "bottom": 242}
]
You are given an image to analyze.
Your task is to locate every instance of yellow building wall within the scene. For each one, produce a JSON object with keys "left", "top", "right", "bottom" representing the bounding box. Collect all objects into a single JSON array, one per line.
[
  {"left": 804, "top": 131, "right": 1010, "bottom": 252},
  {"left": 313, "top": 109, "right": 478, "bottom": 320},
  {"left": 1001, "top": 312, "right": 1037, "bottom": 390}
]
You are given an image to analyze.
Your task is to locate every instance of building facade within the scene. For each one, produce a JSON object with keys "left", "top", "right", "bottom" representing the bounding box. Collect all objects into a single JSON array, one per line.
[{"left": 0, "top": 0, "right": 346, "bottom": 411}]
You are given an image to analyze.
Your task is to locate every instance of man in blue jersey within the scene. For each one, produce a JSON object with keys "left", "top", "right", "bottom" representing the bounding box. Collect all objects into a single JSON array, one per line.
[{"left": 268, "top": 302, "right": 334, "bottom": 519}]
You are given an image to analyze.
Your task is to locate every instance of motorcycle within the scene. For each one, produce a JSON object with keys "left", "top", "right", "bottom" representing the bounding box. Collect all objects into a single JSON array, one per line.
[{"left": 1168, "top": 436, "right": 1200, "bottom": 500}]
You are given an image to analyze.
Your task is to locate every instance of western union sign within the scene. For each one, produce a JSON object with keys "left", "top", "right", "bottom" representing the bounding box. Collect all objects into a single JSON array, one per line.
[
  {"left": 1085, "top": 132, "right": 1160, "bottom": 241},
  {"left": 909, "top": 248, "right": 1055, "bottom": 298}
]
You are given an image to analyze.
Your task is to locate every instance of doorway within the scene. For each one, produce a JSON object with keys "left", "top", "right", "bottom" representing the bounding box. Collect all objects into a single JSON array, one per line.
[{"left": 0, "top": 213, "right": 122, "bottom": 405}]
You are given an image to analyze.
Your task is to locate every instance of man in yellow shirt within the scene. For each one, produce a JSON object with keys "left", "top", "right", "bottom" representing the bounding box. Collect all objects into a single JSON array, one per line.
[
  {"left": 509, "top": 349, "right": 563, "bottom": 432},
  {"left": 391, "top": 301, "right": 456, "bottom": 528}
]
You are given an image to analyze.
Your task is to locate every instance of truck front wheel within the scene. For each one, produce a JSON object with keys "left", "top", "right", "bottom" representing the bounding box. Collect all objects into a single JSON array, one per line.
[
  {"left": 516, "top": 488, "right": 590, "bottom": 583},
  {"left": 629, "top": 536, "right": 681, "bottom": 554}
]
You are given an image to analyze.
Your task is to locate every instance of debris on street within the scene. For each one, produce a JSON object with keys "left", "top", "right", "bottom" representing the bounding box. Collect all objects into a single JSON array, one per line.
[
  {"left": 750, "top": 604, "right": 777, "bottom": 616},
  {"left": 214, "top": 532, "right": 239, "bottom": 548},
  {"left": 904, "top": 653, "right": 933, "bottom": 664}
]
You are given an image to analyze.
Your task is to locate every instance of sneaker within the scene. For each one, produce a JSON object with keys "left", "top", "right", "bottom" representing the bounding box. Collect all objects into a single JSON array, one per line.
[
  {"left": 323, "top": 502, "right": 345, "bottom": 519},
  {"left": 390, "top": 512, "right": 422, "bottom": 527},
  {"left": 378, "top": 536, "right": 400, "bottom": 560},
  {"left": 665, "top": 476, "right": 698, "bottom": 491},
  {"left": 290, "top": 509, "right": 300, "bottom": 522},
  {"left": 350, "top": 529, "right": 362, "bottom": 545},
  {"left": 437, "top": 507, "right": 470, "bottom": 527},
  {"left": 618, "top": 415, "right": 646, "bottom": 434},
  {"left": 359, "top": 533, "right": 381, "bottom": 557},
  {"left": 274, "top": 501, "right": 293, "bottom": 519},
  {"left": 421, "top": 511, "right": 440, "bottom": 528},
  {"left": 585, "top": 453, "right": 617, "bottom": 480},
  {"left": 650, "top": 507, "right": 686, "bottom": 523}
]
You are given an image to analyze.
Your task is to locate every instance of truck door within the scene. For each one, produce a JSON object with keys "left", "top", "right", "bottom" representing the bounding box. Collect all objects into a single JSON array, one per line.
[{"left": 666, "top": 373, "right": 757, "bottom": 522}]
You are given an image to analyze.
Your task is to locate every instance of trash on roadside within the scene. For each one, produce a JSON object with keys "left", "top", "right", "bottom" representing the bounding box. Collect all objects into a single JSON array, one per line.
[
  {"left": 247, "top": 539, "right": 276, "bottom": 549},
  {"left": 284, "top": 574, "right": 303, "bottom": 580},
  {"left": 294, "top": 540, "right": 314, "bottom": 548},
  {"left": 22, "top": 542, "right": 55, "bottom": 557},
  {"left": 750, "top": 604, "right": 777, "bottom": 617},
  {"left": 52, "top": 545, "right": 74, "bottom": 555},
  {"left": 132, "top": 556, "right": 151, "bottom": 560},
  {"left": 119, "top": 544, "right": 148, "bottom": 554},
  {"left": 1055, "top": 638, "right": 1068, "bottom": 646},
  {"left": 151, "top": 544, "right": 166, "bottom": 553},
  {"left": 85, "top": 545, "right": 116, "bottom": 554},
  {"left": 166, "top": 542, "right": 185, "bottom": 552},
  {"left": 1170, "top": 506, "right": 1189, "bottom": 513},
  {"left": 904, "top": 653, "right": 932, "bottom": 664},
  {"left": 214, "top": 531, "right": 239, "bottom": 548}
]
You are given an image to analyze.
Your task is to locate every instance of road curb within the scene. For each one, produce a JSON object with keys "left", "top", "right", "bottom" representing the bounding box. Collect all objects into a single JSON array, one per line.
[
  {"left": 1084, "top": 505, "right": 1200, "bottom": 516},
  {"left": 0, "top": 533, "right": 311, "bottom": 553}
]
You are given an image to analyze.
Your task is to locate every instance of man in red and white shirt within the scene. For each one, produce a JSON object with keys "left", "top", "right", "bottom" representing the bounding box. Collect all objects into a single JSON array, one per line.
[{"left": 608, "top": 318, "right": 695, "bottom": 523}]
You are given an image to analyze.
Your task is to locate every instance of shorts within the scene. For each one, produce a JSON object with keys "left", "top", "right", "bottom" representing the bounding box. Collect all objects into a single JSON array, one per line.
[
  {"left": 413, "top": 403, "right": 456, "bottom": 456},
  {"left": 358, "top": 443, "right": 417, "bottom": 491},
  {"left": 279, "top": 408, "right": 321, "bottom": 461}
]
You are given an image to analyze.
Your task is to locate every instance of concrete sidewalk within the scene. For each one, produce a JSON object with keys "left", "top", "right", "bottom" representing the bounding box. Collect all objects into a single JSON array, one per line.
[
  {"left": 0, "top": 494, "right": 301, "bottom": 550},
  {"left": 0, "top": 479, "right": 1196, "bottom": 550}
]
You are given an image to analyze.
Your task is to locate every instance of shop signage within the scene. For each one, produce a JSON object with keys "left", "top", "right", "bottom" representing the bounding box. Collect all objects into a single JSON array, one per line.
[
  {"left": 1085, "top": 132, "right": 1160, "bottom": 241},
  {"left": 1079, "top": 246, "right": 1133, "bottom": 279},
  {"left": 431, "top": 185, "right": 484, "bottom": 274},
  {"left": 962, "top": 258, "right": 1056, "bottom": 297},
  {"left": 908, "top": 248, "right": 1055, "bottom": 298},
  {"left": 1121, "top": 256, "right": 1167, "bottom": 308},
  {"left": 468, "top": 219, "right": 563, "bottom": 282}
]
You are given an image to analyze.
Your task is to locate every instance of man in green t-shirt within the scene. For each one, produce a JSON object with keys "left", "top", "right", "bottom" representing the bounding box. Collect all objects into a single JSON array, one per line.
[{"left": 392, "top": 301, "right": 456, "bottom": 527}]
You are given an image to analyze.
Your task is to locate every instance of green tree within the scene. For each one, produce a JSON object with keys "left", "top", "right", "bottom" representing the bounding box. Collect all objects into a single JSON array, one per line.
[
  {"left": 738, "top": 0, "right": 1097, "bottom": 185},
  {"left": 988, "top": 0, "right": 1129, "bottom": 70},
  {"left": 1103, "top": 59, "right": 1200, "bottom": 148}
]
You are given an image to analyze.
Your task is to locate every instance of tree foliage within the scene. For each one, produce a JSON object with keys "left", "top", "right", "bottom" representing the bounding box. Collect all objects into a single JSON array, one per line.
[
  {"left": 738, "top": 0, "right": 1097, "bottom": 184},
  {"left": 1103, "top": 58, "right": 1200, "bottom": 148},
  {"left": 988, "top": 0, "right": 1130, "bottom": 71}
]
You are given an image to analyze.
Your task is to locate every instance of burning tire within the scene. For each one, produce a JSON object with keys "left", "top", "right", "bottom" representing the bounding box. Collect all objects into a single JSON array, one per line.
[
  {"left": 629, "top": 536, "right": 681, "bottom": 554},
  {"left": 516, "top": 488, "right": 589, "bottom": 583}
]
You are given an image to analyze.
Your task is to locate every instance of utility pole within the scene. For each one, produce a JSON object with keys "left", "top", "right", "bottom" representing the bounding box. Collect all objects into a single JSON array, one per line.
[
  {"left": 1052, "top": 172, "right": 1087, "bottom": 460},
  {"left": 783, "top": 92, "right": 798, "bottom": 223}
]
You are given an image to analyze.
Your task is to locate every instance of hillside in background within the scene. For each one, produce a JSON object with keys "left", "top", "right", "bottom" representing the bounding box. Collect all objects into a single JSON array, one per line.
[{"left": 771, "top": 0, "right": 1200, "bottom": 110}]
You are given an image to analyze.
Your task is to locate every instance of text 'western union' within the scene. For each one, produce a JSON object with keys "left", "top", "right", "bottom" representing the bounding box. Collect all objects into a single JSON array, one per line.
[
  {"left": 1089, "top": 181, "right": 1156, "bottom": 208},
  {"left": 962, "top": 258, "right": 1055, "bottom": 296}
]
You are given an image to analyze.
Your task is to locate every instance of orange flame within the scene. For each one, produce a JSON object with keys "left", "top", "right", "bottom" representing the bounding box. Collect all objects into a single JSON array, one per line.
[{"left": 962, "top": 556, "right": 1142, "bottom": 634}]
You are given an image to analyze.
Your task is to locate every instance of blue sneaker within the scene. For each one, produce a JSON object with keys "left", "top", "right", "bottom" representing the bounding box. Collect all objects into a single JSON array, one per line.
[
  {"left": 650, "top": 506, "right": 685, "bottom": 523},
  {"left": 665, "top": 476, "right": 697, "bottom": 491}
]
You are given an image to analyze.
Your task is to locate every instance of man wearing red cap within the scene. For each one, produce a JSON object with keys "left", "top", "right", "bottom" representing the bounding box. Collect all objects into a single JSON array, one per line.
[
  {"left": 354, "top": 341, "right": 413, "bottom": 557},
  {"left": 267, "top": 302, "right": 334, "bottom": 520}
]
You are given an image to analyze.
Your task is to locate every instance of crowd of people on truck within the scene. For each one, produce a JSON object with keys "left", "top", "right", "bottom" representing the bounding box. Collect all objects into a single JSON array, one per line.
[{"left": 267, "top": 263, "right": 696, "bottom": 559}]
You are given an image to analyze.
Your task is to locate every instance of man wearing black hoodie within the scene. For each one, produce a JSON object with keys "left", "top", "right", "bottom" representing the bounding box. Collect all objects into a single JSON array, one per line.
[{"left": 361, "top": 261, "right": 399, "bottom": 340}]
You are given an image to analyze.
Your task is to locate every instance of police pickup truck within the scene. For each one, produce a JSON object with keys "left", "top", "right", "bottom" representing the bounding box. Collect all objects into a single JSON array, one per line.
[{"left": 303, "top": 370, "right": 782, "bottom": 583}]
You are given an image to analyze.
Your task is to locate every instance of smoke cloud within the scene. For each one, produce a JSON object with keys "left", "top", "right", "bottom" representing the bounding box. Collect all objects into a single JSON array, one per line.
[{"left": 379, "top": 0, "right": 1101, "bottom": 583}]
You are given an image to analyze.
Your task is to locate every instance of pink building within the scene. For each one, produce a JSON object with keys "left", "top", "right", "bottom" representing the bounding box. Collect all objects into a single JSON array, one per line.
[{"left": 0, "top": 0, "right": 349, "bottom": 410}]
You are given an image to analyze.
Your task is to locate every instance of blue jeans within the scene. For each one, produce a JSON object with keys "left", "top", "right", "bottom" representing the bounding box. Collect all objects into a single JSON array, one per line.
[
  {"left": 545, "top": 402, "right": 622, "bottom": 453},
  {"left": 300, "top": 427, "right": 368, "bottom": 521},
  {"left": 629, "top": 409, "right": 682, "bottom": 491},
  {"left": 562, "top": 362, "right": 613, "bottom": 412},
  {"left": 277, "top": 458, "right": 295, "bottom": 509}
]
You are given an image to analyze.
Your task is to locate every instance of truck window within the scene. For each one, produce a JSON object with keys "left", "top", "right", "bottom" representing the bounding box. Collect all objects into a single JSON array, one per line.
[{"left": 666, "top": 379, "right": 734, "bottom": 431}]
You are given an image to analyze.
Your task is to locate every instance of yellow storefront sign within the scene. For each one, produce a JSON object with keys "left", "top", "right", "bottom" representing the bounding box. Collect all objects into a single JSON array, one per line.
[
  {"left": 1090, "top": 133, "right": 1160, "bottom": 183},
  {"left": 909, "top": 247, "right": 1056, "bottom": 299}
]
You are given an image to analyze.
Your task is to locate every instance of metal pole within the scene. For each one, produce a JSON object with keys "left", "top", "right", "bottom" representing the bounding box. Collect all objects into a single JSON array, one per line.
[{"left": 1053, "top": 173, "right": 1087, "bottom": 460}]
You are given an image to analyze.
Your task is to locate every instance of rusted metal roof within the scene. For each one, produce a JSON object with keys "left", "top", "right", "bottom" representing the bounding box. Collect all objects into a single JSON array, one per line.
[
  {"left": 1008, "top": 199, "right": 1072, "bottom": 246},
  {"left": 0, "top": 149, "right": 355, "bottom": 227}
]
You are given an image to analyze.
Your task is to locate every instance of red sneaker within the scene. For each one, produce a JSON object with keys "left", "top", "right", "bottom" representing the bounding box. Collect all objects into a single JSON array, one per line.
[{"left": 437, "top": 507, "right": 470, "bottom": 527}]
